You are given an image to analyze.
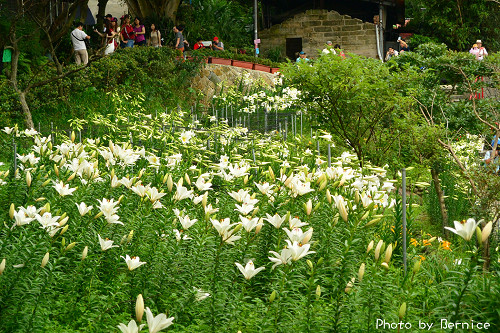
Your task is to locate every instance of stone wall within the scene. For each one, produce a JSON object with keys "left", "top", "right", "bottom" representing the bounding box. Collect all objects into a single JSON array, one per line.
[
  {"left": 191, "top": 64, "right": 276, "bottom": 103},
  {"left": 260, "top": 9, "right": 378, "bottom": 59}
]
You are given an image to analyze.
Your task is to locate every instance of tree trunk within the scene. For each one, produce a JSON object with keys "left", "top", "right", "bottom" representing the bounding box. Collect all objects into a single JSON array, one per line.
[
  {"left": 97, "top": 0, "right": 109, "bottom": 31},
  {"left": 431, "top": 168, "right": 448, "bottom": 236},
  {"left": 19, "top": 92, "right": 35, "bottom": 129}
]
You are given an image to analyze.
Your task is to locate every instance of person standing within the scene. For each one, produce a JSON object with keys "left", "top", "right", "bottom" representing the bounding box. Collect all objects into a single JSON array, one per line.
[
  {"left": 385, "top": 47, "right": 398, "bottom": 61},
  {"left": 470, "top": 39, "right": 488, "bottom": 60},
  {"left": 120, "top": 15, "right": 135, "bottom": 48},
  {"left": 94, "top": 20, "right": 117, "bottom": 55},
  {"left": 133, "top": 17, "right": 146, "bottom": 46},
  {"left": 296, "top": 51, "right": 309, "bottom": 63},
  {"left": 321, "top": 41, "right": 336, "bottom": 55},
  {"left": 149, "top": 23, "right": 162, "bottom": 48},
  {"left": 174, "top": 25, "right": 188, "bottom": 53},
  {"left": 211, "top": 37, "right": 224, "bottom": 51},
  {"left": 71, "top": 22, "right": 90, "bottom": 65}
]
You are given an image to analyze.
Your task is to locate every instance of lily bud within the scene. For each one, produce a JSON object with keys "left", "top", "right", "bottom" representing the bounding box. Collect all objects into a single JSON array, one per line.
[
  {"left": 367, "top": 240, "right": 374, "bottom": 253},
  {"left": 251, "top": 206, "right": 259, "bottom": 217},
  {"left": 127, "top": 230, "right": 134, "bottom": 243},
  {"left": 9, "top": 203, "right": 15, "bottom": 219},
  {"left": 82, "top": 246, "right": 88, "bottom": 260},
  {"left": 242, "top": 175, "right": 248, "bottom": 185},
  {"left": 0, "top": 258, "right": 6, "bottom": 275},
  {"left": 54, "top": 164, "right": 59, "bottom": 177},
  {"left": 412, "top": 259, "right": 421, "bottom": 274},
  {"left": 318, "top": 179, "right": 327, "bottom": 192},
  {"left": 60, "top": 225, "right": 69, "bottom": 236},
  {"left": 476, "top": 226, "right": 482, "bottom": 245},
  {"left": 355, "top": 190, "right": 360, "bottom": 204},
  {"left": 41, "top": 252, "right": 50, "bottom": 268},
  {"left": 269, "top": 290, "right": 276, "bottom": 303},
  {"left": 35, "top": 197, "right": 46, "bottom": 202},
  {"left": 305, "top": 199, "right": 312, "bottom": 216},
  {"left": 65, "top": 242, "right": 76, "bottom": 251},
  {"left": 345, "top": 277, "right": 355, "bottom": 293},
  {"left": 94, "top": 212, "right": 103, "bottom": 219},
  {"left": 167, "top": 175, "right": 173, "bottom": 192},
  {"left": 162, "top": 173, "right": 168, "bottom": 184},
  {"left": 482, "top": 222, "right": 493, "bottom": 243},
  {"left": 42, "top": 179, "right": 51, "bottom": 187},
  {"left": 284, "top": 175, "right": 293, "bottom": 187},
  {"left": 177, "top": 177, "right": 183, "bottom": 187},
  {"left": 71, "top": 131, "right": 76, "bottom": 143},
  {"left": 26, "top": 171, "right": 32, "bottom": 187},
  {"left": 118, "top": 195, "right": 125, "bottom": 204},
  {"left": 337, "top": 197, "right": 348, "bottom": 222},
  {"left": 255, "top": 221, "right": 263, "bottom": 235},
  {"left": 136, "top": 294, "right": 144, "bottom": 322},
  {"left": 398, "top": 302, "right": 407, "bottom": 320},
  {"left": 374, "top": 240, "right": 384, "bottom": 260},
  {"left": 361, "top": 211, "right": 370, "bottom": 220},
  {"left": 384, "top": 244, "right": 393, "bottom": 263},
  {"left": 232, "top": 223, "right": 243, "bottom": 234},
  {"left": 317, "top": 257, "right": 324, "bottom": 266},
  {"left": 138, "top": 168, "right": 144, "bottom": 179},
  {"left": 358, "top": 263, "right": 365, "bottom": 283},
  {"left": 67, "top": 172, "right": 76, "bottom": 182},
  {"left": 326, "top": 189, "right": 332, "bottom": 204},
  {"left": 428, "top": 237, "right": 436, "bottom": 243},
  {"left": 185, "top": 173, "right": 191, "bottom": 185},
  {"left": 202, "top": 192, "right": 208, "bottom": 209},
  {"left": 315, "top": 285, "right": 321, "bottom": 300},
  {"left": 306, "top": 259, "right": 314, "bottom": 270},
  {"left": 268, "top": 166, "right": 275, "bottom": 180},
  {"left": 381, "top": 262, "right": 389, "bottom": 270},
  {"left": 58, "top": 216, "right": 69, "bottom": 227},
  {"left": 365, "top": 217, "right": 381, "bottom": 227}
]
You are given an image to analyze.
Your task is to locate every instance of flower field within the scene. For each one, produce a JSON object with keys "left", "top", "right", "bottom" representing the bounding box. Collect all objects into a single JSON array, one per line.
[{"left": 0, "top": 100, "right": 498, "bottom": 332}]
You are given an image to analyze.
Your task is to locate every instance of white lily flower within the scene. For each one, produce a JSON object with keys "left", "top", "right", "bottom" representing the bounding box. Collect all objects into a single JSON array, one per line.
[
  {"left": 264, "top": 213, "right": 286, "bottom": 229},
  {"left": 195, "top": 175, "right": 212, "bottom": 191},
  {"left": 445, "top": 218, "right": 480, "bottom": 241},
  {"left": 174, "top": 184, "right": 193, "bottom": 201},
  {"left": 53, "top": 181, "right": 77, "bottom": 196},
  {"left": 178, "top": 214, "right": 197, "bottom": 230},
  {"left": 193, "top": 287, "right": 210, "bottom": 301},
  {"left": 173, "top": 229, "right": 192, "bottom": 242},
  {"left": 268, "top": 249, "right": 292, "bottom": 269},
  {"left": 283, "top": 227, "right": 313, "bottom": 245},
  {"left": 235, "top": 260, "right": 265, "bottom": 280},
  {"left": 234, "top": 203, "right": 255, "bottom": 216},
  {"left": 76, "top": 202, "right": 93, "bottom": 216},
  {"left": 239, "top": 216, "right": 260, "bottom": 232},
  {"left": 20, "top": 205, "right": 41, "bottom": 218},
  {"left": 35, "top": 212, "right": 61, "bottom": 230},
  {"left": 117, "top": 319, "right": 145, "bottom": 333},
  {"left": 285, "top": 240, "right": 315, "bottom": 261},
  {"left": 12, "top": 210, "right": 34, "bottom": 228},
  {"left": 121, "top": 254, "right": 146, "bottom": 271},
  {"left": 98, "top": 234, "right": 119, "bottom": 251},
  {"left": 146, "top": 187, "right": 167, "bottom": 202},
  {"left": 131, "top": 184, "right": 149, "bottom": 198},
  {"left": 204, "top": 204, "right": 219, "bottom": 215},
  {"left": 145, "top": 307, "right": 174, "bottom": 333},
  {"left": 288, "top": 216, "right": 308, "bottom": 229}
]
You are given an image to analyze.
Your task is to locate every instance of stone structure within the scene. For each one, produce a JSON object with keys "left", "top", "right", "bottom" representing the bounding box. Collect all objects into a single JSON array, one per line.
[
  {"left": 259, "top": 9, "right": 378, "bottom": 59},
  {"left": 191, "top": 64, "right": 276, "bottom": 103}
]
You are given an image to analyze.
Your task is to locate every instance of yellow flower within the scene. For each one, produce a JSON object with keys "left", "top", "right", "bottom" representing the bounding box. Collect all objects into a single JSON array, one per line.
[
  {"left": 419, "top": 255, "right": 426, "bottom": 261},
  {"left": 410, "top": 238, "right": 419, "bottom": 247},
  {"left": 422, "top": 239, "right": 431, "bottom": 246}
]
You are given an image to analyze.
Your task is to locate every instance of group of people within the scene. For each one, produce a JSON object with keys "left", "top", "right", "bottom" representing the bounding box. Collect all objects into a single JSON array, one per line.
[
  {"left": 295, "top": 41, "right": 346, "bottom": 63},
  {"left": 385, "top": 37, "right": 409, "bottom": 61},
  {"left": 70, "top": 14, "right": 227, "bottom": 65},
  {"left": 470, "top": 40, "right": 488, "bottom": 60}
]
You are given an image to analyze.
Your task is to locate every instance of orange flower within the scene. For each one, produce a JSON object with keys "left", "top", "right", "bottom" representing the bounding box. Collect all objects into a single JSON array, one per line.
[
  {"left": 440, "top": 240, "right": 451, "bottom": 251},
  {"left": 390, "top": 225, "right": 395, "bottom": 233},
  {"left": 410, "top": 238, "right": 419, "bottom": 247},
  {"left": 422, "top": 239, "right": 431, "bottom": 246},
  {"left": 419, "top": 255, "right": 426, "bottom": 261}
]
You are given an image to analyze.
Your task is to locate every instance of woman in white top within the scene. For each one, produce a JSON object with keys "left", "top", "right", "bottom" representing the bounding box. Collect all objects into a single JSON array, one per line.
[{"left": 470, "top": 39, "right": 488, "bottom": 60}]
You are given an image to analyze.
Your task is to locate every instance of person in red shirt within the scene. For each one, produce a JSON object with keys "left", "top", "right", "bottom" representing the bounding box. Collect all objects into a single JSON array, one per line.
[{"left": 193, "top": 38, "right": 204, "bottom": 50}]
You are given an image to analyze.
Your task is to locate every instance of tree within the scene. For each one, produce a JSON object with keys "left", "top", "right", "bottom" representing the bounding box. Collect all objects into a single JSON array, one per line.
[
  {"left": 124, "top": 0, "right": 182, "bottom": 23},
  {"left": 406, "top": 0, "right": 500, "bottom": 51},
  {"left": 283, "top": 54, "right": 415, "bottom": 167},
  {"left": 2, "top": 0, "right": 96, "bottom": 128}
]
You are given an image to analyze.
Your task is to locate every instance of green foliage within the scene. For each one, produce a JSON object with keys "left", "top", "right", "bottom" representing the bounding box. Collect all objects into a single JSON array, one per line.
[
  {"left": 282, "top": 54, "right": 416, "bottom": 167},
  {"left": 406, "top": 0, "right": 500, "bottom": 52},
  {"left": 176, "top": 0, "right": 252, "bottom": 48}
]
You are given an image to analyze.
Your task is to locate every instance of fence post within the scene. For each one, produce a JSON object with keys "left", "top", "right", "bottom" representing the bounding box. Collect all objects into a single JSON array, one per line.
[
  {"left": 285, "top": 119, "right": 288, "bottom": 141},
  {"left": 402, "top": 168, "right": 407, "bottom": 274},
  {"left": 13, "top": 140, "right": 17, "bottom": 172},
  {"left": 51, "top": 122, "right": 54, "bottom": 144},
  {"left": 38, "top": 122, "right": 41, "bottom": 134},
  {"left": 300, "top": 112, "right": 303, "bottom": 137},
  {"left": 79, "top": 130, "right": 82, "bottom": 143},
  {"left": 328, "top": 144, "right": 331, "bottom": 167},
  {"left": 265, "top": 111, "right": 268, "bottom": 133}
]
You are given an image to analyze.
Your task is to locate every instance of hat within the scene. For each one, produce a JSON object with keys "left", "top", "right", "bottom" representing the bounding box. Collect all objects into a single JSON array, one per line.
[
  {"left": 299, "top": 51, "right": 305, "bottom": 55},
  {"left": 476, "top": 40, "right": 482, "bottom": 44},
  {"left": 326, "top": 41, "right": 332, "bottom": 45},
  {"left": 213, "top": 37, "right": 219, "bottom": 41}
]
